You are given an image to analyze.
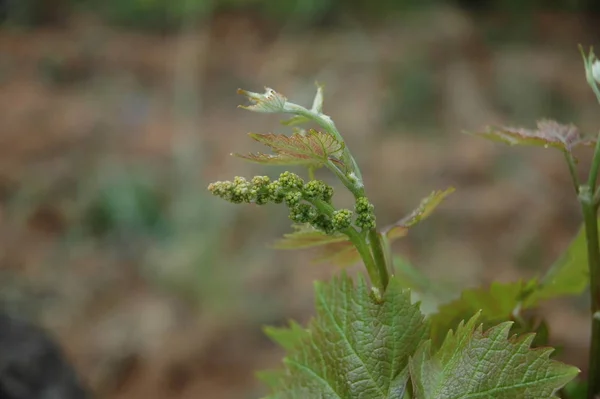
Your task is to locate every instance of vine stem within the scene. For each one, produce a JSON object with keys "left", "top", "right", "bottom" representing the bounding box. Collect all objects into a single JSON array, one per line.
[
  {"left": 583, "top": 133, "right": 600, "bottom": 399},
  {"left": 309, "top": 198, "right": 384, "bottom": 293},
  {"left": 581, "top": 189, "right": 600, "bottom": 399},
  {"left": 344, "top": 227, "right": 382, "bottom": 293},
  {"left": 368, "top": 229, "right": 390, "bottom": 290},
  {"left": 564, "top": 151, "right": 580, "bottom": 194}
]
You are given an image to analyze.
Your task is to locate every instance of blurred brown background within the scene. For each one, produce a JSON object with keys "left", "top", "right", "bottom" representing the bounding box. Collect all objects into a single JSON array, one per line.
[{"left": 1, "top": 0, "right": 600, "bottom": 397}]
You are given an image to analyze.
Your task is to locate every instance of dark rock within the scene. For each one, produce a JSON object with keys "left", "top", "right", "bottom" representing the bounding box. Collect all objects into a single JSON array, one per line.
[{"left": 0, "top": 314, "right": 89, "bottom": 399}]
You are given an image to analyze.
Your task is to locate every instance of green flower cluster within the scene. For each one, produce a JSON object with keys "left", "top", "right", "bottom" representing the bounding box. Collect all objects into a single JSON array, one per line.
[
  {"left": 208, "top": 174, "right": 378, "bottom": 233},
  {"left": 208, "top": 172, "right": 365, "bottom": 235},
  {"left": 355, "top": 197, "right": 376, "bottom": 229}
]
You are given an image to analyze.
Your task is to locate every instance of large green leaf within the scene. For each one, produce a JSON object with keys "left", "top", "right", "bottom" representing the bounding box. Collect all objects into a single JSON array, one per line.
[
  {"left": 429, "top": 280, "right": 538, "bottom": 347},
  {"left": 264, "top": 321, "right": 309, "bottom": 351},
  {"left": 526, "top": 223, "right": 589, "bottom": 305},
  {"left": 429, "top": 222, "right": 591, "bottom": 346},
  {"left": 410, "top": 314, "right": 579, "bottom": 399},
  {"left": 264, "top": 274, "right": 429, "bottom": 398}
]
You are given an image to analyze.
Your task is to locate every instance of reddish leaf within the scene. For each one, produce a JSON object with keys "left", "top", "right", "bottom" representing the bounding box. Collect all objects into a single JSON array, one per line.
[
  {"left": 234, "top": 130, "right": 345, "bottom": 168},
  {"left": 311, "top": 241, "right": 361, "bottom": 267},
  {"left": 271, "top": 225, "right": 360, "bottom": 267},
  {"left": 382, "top": 188, "right": 455, "bottom": 241},
  {"left": 469, "top": 119, "right": 594, "bottom": 154}
]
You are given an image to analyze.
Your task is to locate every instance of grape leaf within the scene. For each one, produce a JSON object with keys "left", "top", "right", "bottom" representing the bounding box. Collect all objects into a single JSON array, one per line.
[
  {"left": 429, "top": 223, "right": 594, "bottom": 347},
  {"left": 264, "top": 321, "right": 309, "bottom": 351},
  {"left": 382, "top": 188, "right": 455, "bottom": 241},
  {"left": 467, "top": 119, "right": 594, "bottom": 155},
  {"left": 429, "top": 280, "right": 539, "bottom": 347},
  {"left": 310, "top": 241, "right": 362, "bottom": 266},
  {"left": 273, "top": 188, "right": 453, "bottom": 268},
  {"left": 238, "top": 87, "right": 287, "bottom": 113},
  {"left": 410, "top": 313, "right": 579, "bottom": 399},
  {"left": 263, "top": 274, "right": 429, "bottom": 398},
  {"left": 271, "top": 225, "right": 361, "bottom": 267},
  {"left": 259, "top": 322, "right": 310, "bottom": 392},
  {"left": 281, "top": 115, "right": 311, "bottom": 126},
  {"left": 525, "top": 222, "right": 589, "bottom": 305},
  {"left": 271, "top": 224, "right": 349, "bottom": 250},
  {"left": 234, "top": 130, "right": 345, "bottom": 168}
]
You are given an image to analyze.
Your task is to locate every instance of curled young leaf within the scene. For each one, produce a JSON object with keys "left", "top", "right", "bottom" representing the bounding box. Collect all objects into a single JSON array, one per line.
[
  {"left": 234, "top": 130, "right": 345, "bottom": 169},
  {"left": 382, "top": 187, "right": 455, "bottom": 242},
  {"left": 311, "top": 82, "right": 325, "bottom": 113},
  {"left": 238, "top": 87, "right": 287, "bottom": 113},
  {"left": 468, "top": 119, "right": 594, "bottom": 155},
  {"left": 281, "top": 115, "right": 311, "bottom": 126}
]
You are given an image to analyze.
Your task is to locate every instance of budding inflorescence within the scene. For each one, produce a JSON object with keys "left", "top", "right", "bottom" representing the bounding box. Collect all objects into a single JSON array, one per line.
[
  {"left": 303, "top": 180, "right": 334, "bottom": 203},
  {"left": 355, "top": 197, "right": 376, "bottom": 230},
  {"left": 208, "top": 172, "right": 369, "bottom": 235}
]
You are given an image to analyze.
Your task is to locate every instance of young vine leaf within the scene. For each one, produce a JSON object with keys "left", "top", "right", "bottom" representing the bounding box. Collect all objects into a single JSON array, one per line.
[
  {"left": 263, "top": 274, "right": 429, "bottom": 398},
  {"left": 382, "top": 188, "right": 455, "bottom": 241},
  {"left": 525, "top": 222, "right": 589, "bottom": 305},
  {"left": 238, "top": 87, "right": 288, "bottom": 113},
  {"left": 271, "top": 225, "right": 361, "bottom": 266},
  {"left": 429, "top": 280, "right": 539, "bottom": 347},
  {"left": 410, "top": 314, "right": 579, "bottom": 399},
  {"left": 234, "top": 130, "right": 345, "bottom": 169},
  {"left": 271, "top": 224, "right": 349, "bottom": 250},
  {"left": 264, "top": 321, "right": 309, "bottom": 351},
  {"left": 429, "top": 225, "right": 592, "bottom": 347},
  {"left": 467, "top": 120, "right": 594, "bottom": 155},
  {"left": 273, "top": 188, "right": 454, "bottom": 268}
]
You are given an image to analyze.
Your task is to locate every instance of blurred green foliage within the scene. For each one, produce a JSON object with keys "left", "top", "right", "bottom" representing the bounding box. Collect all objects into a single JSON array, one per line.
[{"left": 2, "top": 0, "right": 600, "bottom": 31}]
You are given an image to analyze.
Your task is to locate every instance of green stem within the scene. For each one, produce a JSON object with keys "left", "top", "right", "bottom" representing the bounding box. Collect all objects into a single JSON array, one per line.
[
  {"left": 308, "top": 198, "right": 382, "bottom": 291},
  {"left": 344, "top": 227, "right": 382, "bottom": 292},
  {"left": 579, "top": 187, "right": 600, "bottom": 399},
  {"left": 326, "top": 160, "right": 365, "bottom": 198},
  {"left": 368, "top": 229, "right": 390, "bottom": 290},
  {"left": 584, "top": 134, "right": 600, "bottom": 399},
  {"left": 564, "top": 151, "right": 581, "bottom": 194},
  {"left": 380, "top": 233, "right": 393, "bottom": 276},
  {"left": 594, "top": 186, "right": 600, "bottom": 206},
  {"left": 589, "top": 134, "right": 600, "bottom": 190}
]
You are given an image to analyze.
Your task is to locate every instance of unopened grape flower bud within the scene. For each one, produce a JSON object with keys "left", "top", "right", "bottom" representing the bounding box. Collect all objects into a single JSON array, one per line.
[
  {"left": 289, "top": 204, "right": 318, "bottom": 224},
  {"left": 278, "top": 171, "right": 304, "bottom": 191},
  {"left": 355, "top": 197, "right": 376, "bottom": 229},
  {"left": 332, "top": 209, "right": 353, "bottom": 230}
]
